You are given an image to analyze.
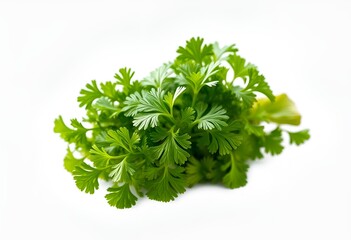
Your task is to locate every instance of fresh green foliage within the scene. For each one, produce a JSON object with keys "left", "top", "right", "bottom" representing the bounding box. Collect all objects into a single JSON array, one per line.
[
  {"left": 73, "top": 162, "right": 101, "bottom": 194},
  {"left": 288, "top": 130, "right": 311, "bottom": 145},
  {"left": 105, "top": 184, "right": 138, "bottom": 209},
  {"left": 54, "top": 37, "right": 310, "bottom": 209}
]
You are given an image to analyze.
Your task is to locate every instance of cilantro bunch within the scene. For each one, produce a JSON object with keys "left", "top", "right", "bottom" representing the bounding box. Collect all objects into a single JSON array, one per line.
[{"left": 54, "top": 37, "right": 310, "bottom": 209}]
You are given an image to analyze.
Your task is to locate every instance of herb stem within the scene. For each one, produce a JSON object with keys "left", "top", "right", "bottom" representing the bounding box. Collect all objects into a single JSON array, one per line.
[{"left": 191, "top": 90, "right": 198, "bottom": 108}]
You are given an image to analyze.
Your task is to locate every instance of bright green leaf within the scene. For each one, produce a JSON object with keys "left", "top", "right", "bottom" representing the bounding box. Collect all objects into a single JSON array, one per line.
[
  {"left": 106, "top": 127, "right": 140, "bottom": 152},
  {"left": 73, "top": 162, "right": 101, "bottom": 194},
  {"left": 264, "top": 128, "right": 284, "bottom": 155},
  {"left": 114, "top": 67, "right": 135, "bottom": 94},
  {"left": 63, "top": 148, "right": 84, "bottom": 173},
  {"left": 105, "top": 184, "right": 138, "bottom": 209},
  {"left": 177, "top": 37, "right": 213, "bottom": 64},
  {"left": 288, "top": 129, "right": 310, "bottom": 145},
  {"left": 78, "top": 80, "right": 103, "bottom": 109}
]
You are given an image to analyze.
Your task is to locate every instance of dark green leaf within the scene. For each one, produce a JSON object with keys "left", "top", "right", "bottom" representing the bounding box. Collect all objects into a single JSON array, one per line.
[
  {"left": 222, "top": 152, "right": 249, "bottom": 189},
  {"left": 200, "top": 121, "right": 243, "bottom": 155},
  {"left": 151, "top": 128, "right": 191, "bottom": 165},
  {"left": 146, "top": 167, "right": 186, "bottom": 202}
]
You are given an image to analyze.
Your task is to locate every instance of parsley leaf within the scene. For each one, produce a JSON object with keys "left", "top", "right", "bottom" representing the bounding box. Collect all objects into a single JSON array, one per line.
[
  {"left": 73, "top": 162, "right": 101, "bottom": 194},
  {"left": 195, "top": 104, "right": 229, "bottom": 130},
  {"left": 142, "top": 63, "right": 173, "bottom": 89},
  {"left": 212, "top": 42, "right": 237, "bottom": 61},
  {"left": 105, "top": 184, "right": 138, "bottom": 209},
  {"left": 63, "top": 148, "right": 84, "bottom": 173},
  {"left": 151, "top": 128, "right": 191, "bottom": 165},
  {"left": 109, "top": 158, "right": 135, "bottom": 183},
  {"left": 177, "top": 37, "right": 213, "bottom": 64},
  {"left": 227, "top": 53, "right": 256, "bottom": 81},
  {"left": 122, "top": 88, "right": 172, "bottom": 129},
  {"left": 78, "top": 80, "right": 104, "bottom": 109},
  {"left": 288, "top": 130, "right": 310, "bottom": 145},
  {"left": 163, "top": 86, "right": 186, "bottom": 111},
  {"left": 114, "top": 68, "right": 134, "bottom": 94},
  {"left": 100, "top": 81, "right": 120, "bottom": 100},
  {"left": 222, "top": 152, "right": 249, "bottom": 189},
  {"left": 106, "top": 127, "right": 140, "bottom": 152},
  {"left": 89, "top": 145, "right": 116, "bottom": 168},
  {"left": 54, "top": 116, "right": 89, "bottom": 147},
  {"left": 146, "top": 167, "right": 186, "bottom": 202},
  {"left": 264, "top": 128, "right": 284, "bottom": 155},
  {"left": 186, "top": 156, "right": 222, "bottom": 186},
  {"left": 234, "top": 68, "right": 275, "bottom": 108},
  {"left": 199, "top": 121, "right": 243, "bottom": 155}
]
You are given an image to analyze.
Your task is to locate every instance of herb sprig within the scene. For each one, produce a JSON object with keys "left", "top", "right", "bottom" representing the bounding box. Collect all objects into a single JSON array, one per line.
[{"left": 54, "top": 37, "right": 309, "bottom": 209}]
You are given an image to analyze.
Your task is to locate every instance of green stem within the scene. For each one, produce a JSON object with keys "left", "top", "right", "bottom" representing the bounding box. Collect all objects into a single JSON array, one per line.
[
  {"left": 161, "top": 113, "right": 176, "bottom": 125},
  {"left": 189, "top": 120, "right": 199, "bottom": 129},
  {"left": 191, "top": 90, "right": 198, "bottom": 108},
  {"left": 110, "top": 154, "right": 128, "bottom": 160},
  {"left": 170, "top": 104, "right": 174, "bottom": 117}
]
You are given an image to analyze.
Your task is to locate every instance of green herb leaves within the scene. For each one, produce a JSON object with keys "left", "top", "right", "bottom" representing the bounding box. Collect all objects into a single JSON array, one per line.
[
  {"left": 73, "top": 163, "right": 101, "bottom": 194},
  {"left": 177, "top": 37, "right": 213, "bottom": 64},
  {"left": 54, "top": 37, "right": 309, "bottom": 209},
  {"left": 151, "top": 128, "right": 191, "bottom": 165},
  {"left": 106, "top": 184, "right": 138, "bottom": 209}
]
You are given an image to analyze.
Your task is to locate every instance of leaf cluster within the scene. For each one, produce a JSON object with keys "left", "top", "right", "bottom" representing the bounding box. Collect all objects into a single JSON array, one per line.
[{"left": 54, "top": 37, "right": 310, "bottom": 209}]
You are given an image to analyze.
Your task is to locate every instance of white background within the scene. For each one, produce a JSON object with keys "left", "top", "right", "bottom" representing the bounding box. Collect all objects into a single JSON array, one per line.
[{"left": 1, "top": 0, "right": 350, "bottom": 239}]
